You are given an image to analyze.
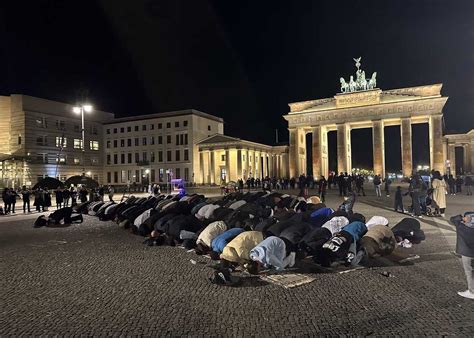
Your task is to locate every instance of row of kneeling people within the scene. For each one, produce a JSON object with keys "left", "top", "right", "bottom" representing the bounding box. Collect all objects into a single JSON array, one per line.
[{"left": 35, "top": 191, "right": 425, "bottom": 272}]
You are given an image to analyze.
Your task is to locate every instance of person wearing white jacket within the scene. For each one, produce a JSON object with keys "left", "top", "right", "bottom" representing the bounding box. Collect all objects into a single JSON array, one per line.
[{"left": 249, "top": 236, "right": 295, "bottom": 273}]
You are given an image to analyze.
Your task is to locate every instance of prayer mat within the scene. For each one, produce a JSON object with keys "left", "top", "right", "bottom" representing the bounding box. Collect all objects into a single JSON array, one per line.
[{"left": 260, "top": 273, "right": 316, "bottom": 288}]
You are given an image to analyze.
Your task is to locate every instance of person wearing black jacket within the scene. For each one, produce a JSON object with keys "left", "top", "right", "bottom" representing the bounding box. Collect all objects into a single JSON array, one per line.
[
  {"left": 34, "top": 207, "right": 83, "bottom": 227},
  {"left": 450, "top": 212, "right": 474, "bottom": 299},
  {"left": 21, "top": 186, "right": 31, "bottom": 213}
]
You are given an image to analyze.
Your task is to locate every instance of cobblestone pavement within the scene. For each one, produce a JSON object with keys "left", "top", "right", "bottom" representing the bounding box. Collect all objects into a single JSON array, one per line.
[{"left": 1, "top": 189, "right": 474, "bottom": 336}]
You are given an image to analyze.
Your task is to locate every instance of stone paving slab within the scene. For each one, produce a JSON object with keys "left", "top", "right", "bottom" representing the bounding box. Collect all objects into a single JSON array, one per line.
[{"left": 1, "top": 189, "right": 473, "bottom": 336}]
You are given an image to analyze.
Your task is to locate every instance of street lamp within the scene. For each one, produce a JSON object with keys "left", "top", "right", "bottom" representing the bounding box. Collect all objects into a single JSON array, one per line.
[{"left": 73, "top": 104, "right": 93, "bottom": 176}]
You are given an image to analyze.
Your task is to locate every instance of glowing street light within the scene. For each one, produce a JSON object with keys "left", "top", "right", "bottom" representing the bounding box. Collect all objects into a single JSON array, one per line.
[{"left": 73, "top": 104, "right": 93, "bottom": 176}]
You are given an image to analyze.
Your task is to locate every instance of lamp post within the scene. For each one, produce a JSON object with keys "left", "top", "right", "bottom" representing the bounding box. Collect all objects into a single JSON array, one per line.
[{"left": 73, "top": 104, "right": 93, "bottom": 176}]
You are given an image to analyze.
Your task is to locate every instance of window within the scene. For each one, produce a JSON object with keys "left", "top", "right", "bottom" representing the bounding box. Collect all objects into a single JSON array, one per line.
[
  {"left": 113, "top": 154, "right": 118, "bottom": 164},
  {"left": 74, "top": 158, "right": 80, "bottom": 165},
  {"left": 142, "top": 125, "right": 147, "bottom": 131},
  {"left": 36, "top": 136, "right": 47, "bottom": 146},
  {"left": 106, "top": 129, "right": 111, "bottom": 134},
  {"left": 90, "top": 141, "right": 99, "bottom": 150},
  {"left": 150, "top": 124, "right": 154, "bottom": 130},
  {"left": 106, "top": 140, "right": 111, "bottom": 148},
  {"left": 55, "top": 157, "right": 66, "bottom": 164},
  {"left": 158, "top": 123, "right": 162, "bottom": 129},
  {"left": 113, "top": 140, "right": 118, "bottom": 148},
  {"left": 135, "top": 126, "right": 139, "bottom": 131},
  {"left": 183, "top": 120, "right": 188, "bottom": 127},
  {"left": 184, "top": 168, "right": 189, "bottom": 181},
  {"left": 175, "top": 121, "right": 179, "bottom": 128},
  {"left": 113, "top": 128, "right": 117, "bottom": 134},
  {"left": 18, "top": 135, "right": 22, "bottom": 145},
  {"left": 120, "top": 127, "right": 124, "bottom": 133},
  {"left": 166, "top": 122, "right": 171, "bottom": 128},
  {"left": 142, "top": 152, "right": 147, "bottom": 162},
  {"left": 135, "top": 138, "right": 139, "bottom": 146},
  {"left": 167, "top": 135, "right": 171, "bottom": 144},
  {"left": 55, "top": 120, "right": 65, "bottom": 130},
  {"left": 55, "top": 136, "right": 67, "bottom": 148},
  {"left": 151, "top": 136, "right": 155, "bottom": 145},
  {"left": 127, "top": 139, "right": 132, "bottom": 147},
  {"left": 176, "top": 168, "right": 181, "bottom": 179},
  {"left": 135, "top": 153, "right": 139, "bottom": 163},
  {"left": 120, "top": 139, "right": 125, "bottom": 147},
  {"left": 107, "top": 172, "right": 111, "bottom": 183},
  {"left": 176, "top": 134, "right": 180, "bottom": 145},
  {"left": 150, "top": 151, "right": 155, "bottom": 162},
  {"left": 127, "top": 126, "right": 131, "bottom": 132},
  {"left": 167, "top": 150, "right": 172, "bottom": 161},
  {"left": 208, "top": 125, "right": 211, "bottom": 131},
  {"left": 175, "top": 150, "right": 180, "bottom": 161},
  {"left": 180, "top": 134, "right": 184, "bottom": 145},
  {"left": 114, "top": 171, "right": 118, "bottom": 183},
  {"left": 184, "top": 134, "right": 188, "bottom": 145},
  {"left": 91, "top": 126, "right": 98, "bottom": 135},
  {"left": 184, "top": 149, "right": 189, "bottom": 161},
  {"left": 35, "top": 117, "right": 47, "bottom": 128},
  {"left": 121, "top": 153, "right": 125, "bottom": 164},
  {"left": 135, "top": 169, "right": 140, "bottom": 182},
  {"left": 107, "top": 154, "right": 111, "bottom": 165},
  {"left": 158, "top": 136, "right": 163, "bottom": 144},
  {"left": 158, "top": 151, "right": 163, "bottom": 162},
  {"left": 142, "top": 137, "right": 147, "bottom": 146},
  {"left": 128, "top": 153, "right": 132, "bottom": 163},
  {"left": 74, "top": 139, "right": 83, "bottom": 149},
  {"left": 91, "top": 158, "right": 99, "bottom": 166},
  {"left": 221, "top": 154, "right": 226, "bottom": 161},
  {"left": 121, "top": 170, "right": 126, "bottom": 183}
]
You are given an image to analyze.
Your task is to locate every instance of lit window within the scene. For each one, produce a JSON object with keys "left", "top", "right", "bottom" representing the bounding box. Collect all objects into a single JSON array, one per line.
[
  {"left": 55, "top": 136, "right": 67, "bottom": 148},
  {"left": 74, "top": 158, "right": 81, "bottom": 165},
  {"left": 74, "top": 139, "right": 83, "bottom": 149},
  {"left": 89, "top": 140, "right": 99, "bottom": 150}
]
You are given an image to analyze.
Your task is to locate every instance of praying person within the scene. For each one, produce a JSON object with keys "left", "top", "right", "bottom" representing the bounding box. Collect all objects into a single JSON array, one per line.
[
  {"left": 248, "top": 236, "right": 296, "bottom": 273},
  {"left": 34, "top": 207, "right": 83, "bottom": 227}
]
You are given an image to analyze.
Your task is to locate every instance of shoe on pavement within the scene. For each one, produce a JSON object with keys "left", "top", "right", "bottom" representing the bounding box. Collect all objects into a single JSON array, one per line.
[{"left": 457, "top": 290, "right": 474, "bottom": 299}]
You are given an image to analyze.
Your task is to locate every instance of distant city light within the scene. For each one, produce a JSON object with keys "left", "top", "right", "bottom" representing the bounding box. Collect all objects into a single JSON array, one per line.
[
  {"left": 73, "top": 106, "right": 81, "bottom": 114},
  {"left": 83, "top": 105, "right": 93, "bottom": 113}
]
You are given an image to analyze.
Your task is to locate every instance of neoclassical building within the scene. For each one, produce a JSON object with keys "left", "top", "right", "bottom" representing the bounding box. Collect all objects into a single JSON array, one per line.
[
  {"left": 196, "top": 134, "right": 288, "bottom": 184},
  {"left": 445, "top": 129, "right": 474, "bottom": 176},
  {"left": 284, "top": 60, "right": 449, "bottom": 178}
]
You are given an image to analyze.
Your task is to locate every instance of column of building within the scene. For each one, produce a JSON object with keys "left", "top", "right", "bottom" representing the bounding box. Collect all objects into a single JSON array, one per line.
[
  {"left": 372, "top": 120, "right": 385, "bottom": 177},
  {"left": 429, "top": 115, "right": 444, "bottom": 174},
  {"left": 400, "top": 118, "right": 413, "bottom": 177},
  {"left": 337, "top": 123, "right": 351, "bottom": 174},
  {"left": 447, "top": 143, "right": 456, "bottom": 176}
]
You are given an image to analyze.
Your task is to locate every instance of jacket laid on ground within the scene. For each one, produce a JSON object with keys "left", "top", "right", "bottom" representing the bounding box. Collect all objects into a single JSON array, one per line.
[
  {"left": 220, "top": 231, "right": 264, "bottom": 264},
  {"left": 196, "top": 221, "right": 227, "bottom": 248},
  {"left": 211, "top": 228, "right": 245, "bottom": 254},
  {"left": 451, "top": 213, "right": 474, "bottom": 257},
  {"left": 249, "top": 236, "right": 293, "bottom": 271}
]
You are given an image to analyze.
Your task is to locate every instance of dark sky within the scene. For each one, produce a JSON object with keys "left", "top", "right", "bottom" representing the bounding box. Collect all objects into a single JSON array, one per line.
[{"left": 1, "top": 0, "right": 473, "bottom": 172}]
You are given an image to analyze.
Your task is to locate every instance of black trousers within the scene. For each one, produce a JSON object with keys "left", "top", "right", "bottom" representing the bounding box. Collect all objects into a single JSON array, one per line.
[{"left": 23, "top": 199, "right": 30, "bottom": 212}]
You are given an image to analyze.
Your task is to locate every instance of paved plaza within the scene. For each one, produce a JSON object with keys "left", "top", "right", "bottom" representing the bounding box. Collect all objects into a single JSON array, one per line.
[{"left": 1, "top": 188, "right": 474, "bottom": 336}]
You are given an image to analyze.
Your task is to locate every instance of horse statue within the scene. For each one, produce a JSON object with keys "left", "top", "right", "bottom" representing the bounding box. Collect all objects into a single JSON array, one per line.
[
  {"left": 348, "top": 75, "right": 356, "bottom": 92},
  {"left": 368, "top": 72, "right": 377, "bottom": 89},
  {"left": 358, "top": 70, "right": 367, "bottom": 91},
  {"left": 340, "top": 77, "right": 349, "bottom": 93}
]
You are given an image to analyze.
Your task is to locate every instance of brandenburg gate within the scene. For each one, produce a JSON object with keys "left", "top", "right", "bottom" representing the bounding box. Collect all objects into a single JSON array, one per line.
[{"left": 284, "top": 58, "right": 449, "bottom": 178}]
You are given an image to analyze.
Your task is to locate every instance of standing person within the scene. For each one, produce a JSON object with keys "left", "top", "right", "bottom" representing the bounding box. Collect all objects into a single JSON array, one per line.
[
  {"left": 55, "top": 187, "right": 64, "bottom": 209},
  {"left": 448, "top": 174, "right": 456, "bottom": 195},
  {"left": 318, "top": 175, "right": 328, "bottom": 203},
  {"left": 394, "top": 186, "right": 404, "bottom": 213},
  {"left": 79, "top": 186, "right": 88, "bottom": 203},
  {"left": 98, "top": 185, "right": 105, "bottom": 201},
  {"left": 450, "top": 212, "right": 474, "bottom": 299},
  {"left": 409, "top": 176, "right": 422, "bottom": 218},
  {"left": 432, "top": 171, "right": 447, "bottom": 217},
  {"left": 10, "top": 189, "right": 19, "bottom": 213},
  {"left": 456, "top": 176, "right": 464, "bottom": 194},
  {"left": 62, "top": 188, "right": 70, "bottom": 207},
  {"left": 2, "top": 188, "right": 11, "bottom": 214},
  {"left": 43, "top": 187, "right": 52, "bottom": 211},
  {"left": 34, "top": 188, "right": 44, "bottom": 212},
  {"left": 70, "top": 186, "right": 77, "bottom": 206},
  {"left": 373, "top": 175, "right": 382, "bottom": 197},
  {"left": 21, "top": 186, "right": 31, "bottom": 213},
  {"left": 466, "top": 176, "right": 473, "bottom": 196},
  {"left": 383, "top": 175, "right": 392, "bottom": 197},
  {"left": 337, "top": 172, "right": 345, "bottom": 196},
  {"left": 108, "top": 185, "right": 115, "bottom": 202}
]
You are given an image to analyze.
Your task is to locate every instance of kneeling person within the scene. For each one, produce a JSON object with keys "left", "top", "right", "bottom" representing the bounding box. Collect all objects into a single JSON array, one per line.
[
  {"left": 34, "top": 207, "right": 83, "bottom": 227},
  {"left": 249, "top": 236, "right": 296, "bottom": 273}
]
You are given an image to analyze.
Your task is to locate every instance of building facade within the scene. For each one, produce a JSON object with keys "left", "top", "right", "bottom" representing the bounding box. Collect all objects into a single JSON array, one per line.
[
  {"left": 0, "top": 95, "right": 114, "bottom": 188},
  {"left": 102, "top": 109, "right": 224, "bottom": 187},
  {"left": 444, "top": 129, "right": 474, "bottom": 176},
  {"left": 196, "top": 135, "right": 289, "bottom": 184}
]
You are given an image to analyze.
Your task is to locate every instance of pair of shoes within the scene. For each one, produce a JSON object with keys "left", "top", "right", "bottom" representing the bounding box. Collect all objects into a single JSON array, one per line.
[{"left": 457, "top": 290, "right": 474, "bottom": 299}]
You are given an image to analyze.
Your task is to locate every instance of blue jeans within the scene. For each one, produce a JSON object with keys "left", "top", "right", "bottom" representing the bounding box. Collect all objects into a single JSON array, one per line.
[{"left": 419, "top": 195, "right": 427, "bottom": 213}]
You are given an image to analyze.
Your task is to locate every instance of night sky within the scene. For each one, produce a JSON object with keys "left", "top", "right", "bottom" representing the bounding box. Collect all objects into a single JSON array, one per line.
[{"left": 1, "top": 1, "right": 473, "bottom": 172}]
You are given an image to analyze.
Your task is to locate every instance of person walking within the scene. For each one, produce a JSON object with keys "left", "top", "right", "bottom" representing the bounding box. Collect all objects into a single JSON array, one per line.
[
  {"left": 108, "top": 185, "right": 115, "bottom": 202},
  {"left": 448, "top": 174, "right": 456, "bottom": 195},
  {"left": 20, "top": 186, "right": 31, "bottom": 213},
  {"left": 432, "top": 171, "right": 447, "bottom": 217},
  {"left": 383, "top": 175, "right": 392, "bottom": 197},
  {"left": 373, "top": 175, "right": 382, "bottom": 197},
  {"left": 450, "top": 212, "right": 474, "bottom": 299}
]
